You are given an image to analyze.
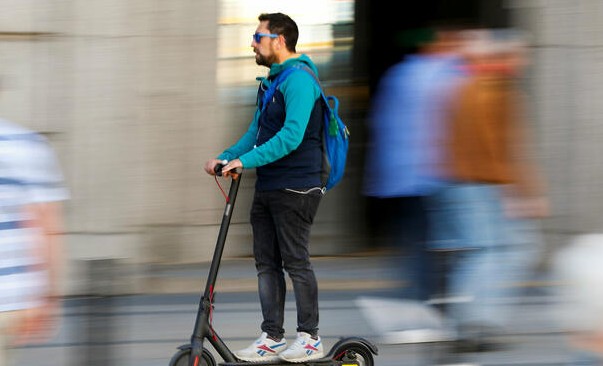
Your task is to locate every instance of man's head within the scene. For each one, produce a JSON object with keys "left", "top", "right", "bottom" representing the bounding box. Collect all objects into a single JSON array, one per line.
[{"left": 252, "top": 13, "right": 299, "bottom": 67}]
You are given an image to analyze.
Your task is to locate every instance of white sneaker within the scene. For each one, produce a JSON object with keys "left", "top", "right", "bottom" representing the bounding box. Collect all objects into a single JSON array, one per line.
[
  {"left": 279, "top": 332, "right": 324, "bottom": 363},
  {"left": 234, "top": 332, "right": 287, "bottom": 362}
]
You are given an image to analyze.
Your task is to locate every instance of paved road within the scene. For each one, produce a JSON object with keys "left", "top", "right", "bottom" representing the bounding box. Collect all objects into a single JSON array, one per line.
[
  {"left": 14, "top": 292, "right": 578, "bottom": 366},
  {"left": 12, "top": 256, "right": 585, "bottom": 365}
]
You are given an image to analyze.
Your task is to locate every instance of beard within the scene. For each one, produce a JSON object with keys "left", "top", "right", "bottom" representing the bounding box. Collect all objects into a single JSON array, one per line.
[{"left": 255, "top": 51, "right": 278, "bottom": 67}]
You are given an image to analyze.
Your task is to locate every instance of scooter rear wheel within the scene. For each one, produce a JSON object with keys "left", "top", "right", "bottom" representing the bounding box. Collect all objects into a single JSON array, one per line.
[
  {"left": 331, "top": 343, "right": 374, "bottom": 366},
  {"left": 169, "top": 348, "right": 216, "bottom": 366}
]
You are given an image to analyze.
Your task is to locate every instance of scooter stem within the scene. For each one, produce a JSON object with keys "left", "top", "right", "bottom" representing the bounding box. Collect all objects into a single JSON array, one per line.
[
  {"left": 190, "top": 173, "right": 242, "bottom": 365},
  {"left": 203, "top": 173, "right": 241, "bottom": 299}
]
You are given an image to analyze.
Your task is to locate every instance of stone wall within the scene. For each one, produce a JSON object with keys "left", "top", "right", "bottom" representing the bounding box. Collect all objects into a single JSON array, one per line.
[
  {"left": 510, "top": 0, "right": 603, "bottom": 261},
  {"left": 0, "top": 1, "right": 224, "bottom": 293}
]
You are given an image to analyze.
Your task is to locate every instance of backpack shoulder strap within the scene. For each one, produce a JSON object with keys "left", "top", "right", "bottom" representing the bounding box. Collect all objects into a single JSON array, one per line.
[
  {"left": 260, "top": 67, "right": 297, "bottom": 112},
  {"left": 294, "top": 66, "right": 347, "bottom": 138},
  {"left": 292, "top": 64, "right": 326, "bottom": 97},
  {"left": 293, "top": 64, "right": 319, "bottom": 84},
  {"left": 293, "top": 65, "right": 337, "bottom": 111},
  {"left": 260, "top": 64, "right": 329, "bottom": 113}
]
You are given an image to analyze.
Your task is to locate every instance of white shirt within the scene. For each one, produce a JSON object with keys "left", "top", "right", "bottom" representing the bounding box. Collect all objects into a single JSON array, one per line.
[{"left": 0, "top": 119, "right": 68, "bottom": 312}]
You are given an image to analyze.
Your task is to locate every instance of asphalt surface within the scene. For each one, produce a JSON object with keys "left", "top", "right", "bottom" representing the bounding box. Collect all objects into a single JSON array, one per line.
[{"left": 12, "top": 255, "right": 590, "bottom": 366}]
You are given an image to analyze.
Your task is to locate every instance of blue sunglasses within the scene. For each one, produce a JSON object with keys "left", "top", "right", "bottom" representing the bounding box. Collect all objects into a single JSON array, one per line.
[{"left": 253, "top": 32, "right": 279, "bottom": 43}]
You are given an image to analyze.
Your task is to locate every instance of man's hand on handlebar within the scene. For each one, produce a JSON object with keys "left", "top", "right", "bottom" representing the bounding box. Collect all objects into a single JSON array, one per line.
[
  {"left": 221, "top": 159, "right": 243, "bottom": 178},
  {"left": 204, "top": 159, "right": 223, "bottom": 176},
  {"left": 204, "top": 158, "right": 242, "bottom": 178}
]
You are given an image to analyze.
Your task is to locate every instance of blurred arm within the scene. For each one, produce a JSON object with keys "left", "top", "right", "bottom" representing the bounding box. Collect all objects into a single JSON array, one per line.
[{"left": 26, "top": 201, "right": 65, "bottom": 299}]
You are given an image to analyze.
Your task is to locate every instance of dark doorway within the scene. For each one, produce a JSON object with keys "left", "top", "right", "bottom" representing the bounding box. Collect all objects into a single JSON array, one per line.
[
  {"left": 354, "top": 0, "right": 511, "bottom": 93},
  {"left": 351, "top": 0, "right": 512, "bottom": 249}
]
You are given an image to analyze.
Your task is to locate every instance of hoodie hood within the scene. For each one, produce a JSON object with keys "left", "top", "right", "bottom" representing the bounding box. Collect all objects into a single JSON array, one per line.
[{"left": 269, "top": 54, "right": 319, "bottom": 79}]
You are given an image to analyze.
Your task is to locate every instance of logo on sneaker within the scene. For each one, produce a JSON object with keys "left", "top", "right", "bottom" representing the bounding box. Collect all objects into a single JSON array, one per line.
[
  {"left": 304, "top": 340, "right": 321, "bottom": 355},
  {"left": 256, "top": 342, "right": 286, "bottom": 356}
]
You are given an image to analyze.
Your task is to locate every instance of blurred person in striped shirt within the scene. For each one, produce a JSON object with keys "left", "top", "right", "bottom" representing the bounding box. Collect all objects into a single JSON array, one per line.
[{"left": 0, "top": 119, "right": 68, "bottom": 366}]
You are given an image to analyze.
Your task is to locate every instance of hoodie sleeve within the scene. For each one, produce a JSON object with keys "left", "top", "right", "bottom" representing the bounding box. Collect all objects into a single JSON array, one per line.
[
  {"left": 217, "top": 109, "right": 260, "bottom": 162},
  {"left": 237, "top": 69, "right": 321, "bottom": 169}
]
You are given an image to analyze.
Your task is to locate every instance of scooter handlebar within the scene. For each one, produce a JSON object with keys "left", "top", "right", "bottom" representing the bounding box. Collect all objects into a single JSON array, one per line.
[
  {"left": 214, "top": 161, "right": 241, "bottom": 177},
  {"left": 214, "top": 163, "right": 225, "bottom": 176}
]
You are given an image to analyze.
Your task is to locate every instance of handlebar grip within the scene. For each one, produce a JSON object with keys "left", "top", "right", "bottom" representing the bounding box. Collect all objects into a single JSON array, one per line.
[
  {"left": 214, "top": 160, "right": 241, "bottom": 177},
  {"left": 214, "top": 163, "right": 225, "bottom": 176}
]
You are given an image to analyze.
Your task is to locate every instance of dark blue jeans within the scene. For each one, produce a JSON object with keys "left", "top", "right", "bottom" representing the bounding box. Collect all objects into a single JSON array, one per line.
[
  {"left": 368, "top": 196, "right": 435, "bottom": 301},
  {"left": 250, "top": 189, "right": 322, "bottom": 339}
]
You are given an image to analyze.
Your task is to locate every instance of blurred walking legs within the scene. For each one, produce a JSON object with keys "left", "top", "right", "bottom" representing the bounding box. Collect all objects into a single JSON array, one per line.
[{"left": 428, "top": 183, "right": 544, "bottom": 346}]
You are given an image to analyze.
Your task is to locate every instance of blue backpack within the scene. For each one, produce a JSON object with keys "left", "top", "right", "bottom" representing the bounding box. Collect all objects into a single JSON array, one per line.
[{"left": 261, "top": 64, "right": 350, "bottom": 191}]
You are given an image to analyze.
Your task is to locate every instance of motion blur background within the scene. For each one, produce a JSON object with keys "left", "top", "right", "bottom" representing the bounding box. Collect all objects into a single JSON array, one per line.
[
  {"left": 4, "top": 0, "right": 603, "bottom": 364},
  {"left": 2, "top": 0, "right": 602, "bottom": 337}
]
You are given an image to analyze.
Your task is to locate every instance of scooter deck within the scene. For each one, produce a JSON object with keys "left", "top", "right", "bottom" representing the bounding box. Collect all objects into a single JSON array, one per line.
[{"left": 219, "top": 357, "right": 360, "bottom": 366}]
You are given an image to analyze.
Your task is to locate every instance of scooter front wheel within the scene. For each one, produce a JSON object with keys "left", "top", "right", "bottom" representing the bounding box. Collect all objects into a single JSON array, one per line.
[
  {"left": 169, "top": 347, "right": 216, "bottom": 366},
  {"left": 331, "top": 343, "right": 374, "bottom": 366}
]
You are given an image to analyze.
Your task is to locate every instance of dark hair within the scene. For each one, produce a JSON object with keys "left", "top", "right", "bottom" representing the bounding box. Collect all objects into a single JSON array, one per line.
[{"left": 258, "top": 13, "right": 299, "bottom": 52}]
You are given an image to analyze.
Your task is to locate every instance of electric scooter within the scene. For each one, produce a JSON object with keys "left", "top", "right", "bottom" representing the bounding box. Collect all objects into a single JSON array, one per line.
[{"left": 169, "top": 166, "right": 378, "bottom": 366}]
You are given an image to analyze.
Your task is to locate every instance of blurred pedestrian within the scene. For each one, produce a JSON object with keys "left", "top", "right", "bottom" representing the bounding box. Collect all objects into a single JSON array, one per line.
[
  {"left": 363, "top": 27, "right": 466, "bottom": 300},
  {"left": 0, "top": 119, "right": 68, "bottom": 366},
  {"left": 429, "top": 29, "right": 549, "bottom": 351},
  {"left": 203, "top": 12, "right": 325, "bottom": 363},
  {"left": 361, "top": 26, "right": 466, "bottom": 343}
]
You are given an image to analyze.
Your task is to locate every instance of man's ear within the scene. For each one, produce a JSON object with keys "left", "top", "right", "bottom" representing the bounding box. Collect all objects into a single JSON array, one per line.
[{"left": 277, "top": 35, "right": 286, "bottom": 49}]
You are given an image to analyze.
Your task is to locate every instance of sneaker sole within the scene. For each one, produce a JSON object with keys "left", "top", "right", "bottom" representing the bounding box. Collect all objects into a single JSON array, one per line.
[
  {"left": 235, "top": 355, "right": 281, "bottom": 362},
  {"left": 280, "top": 352, "right": 325, "bottom": 363}
]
